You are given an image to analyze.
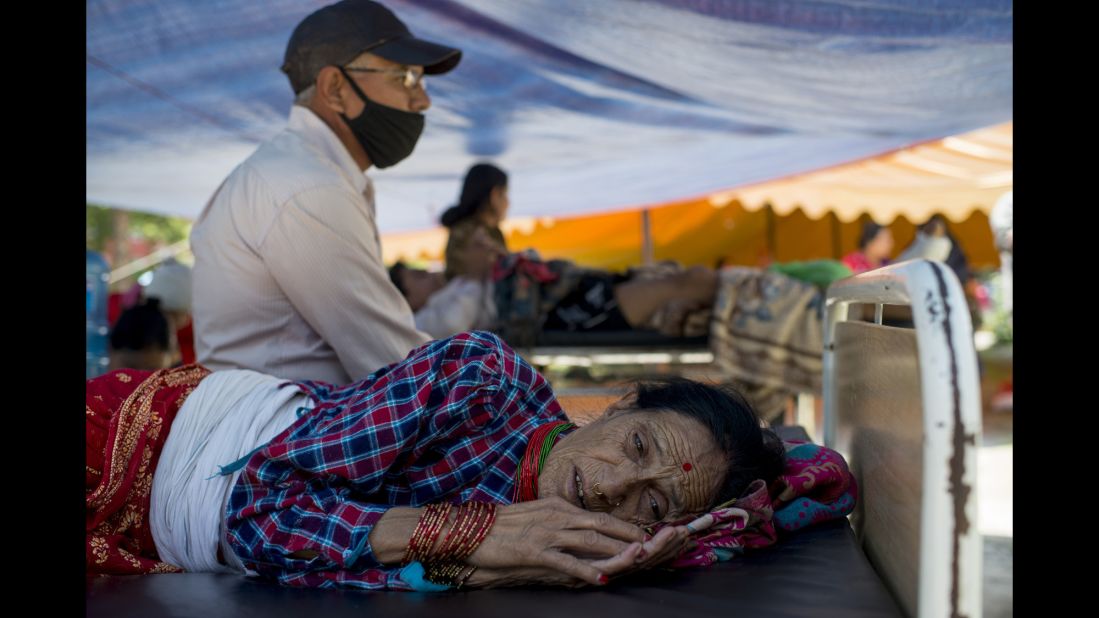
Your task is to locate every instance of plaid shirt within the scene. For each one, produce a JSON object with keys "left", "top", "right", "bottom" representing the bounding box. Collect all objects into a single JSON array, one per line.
[{"left": 225, "top": 331, "right": 568, "bottom": 589}]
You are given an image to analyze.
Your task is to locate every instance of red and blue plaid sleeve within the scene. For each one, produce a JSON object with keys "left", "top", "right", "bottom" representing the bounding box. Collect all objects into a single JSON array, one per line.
[{"left": 225, "top": 331, "right": 565, "bottom": 589}]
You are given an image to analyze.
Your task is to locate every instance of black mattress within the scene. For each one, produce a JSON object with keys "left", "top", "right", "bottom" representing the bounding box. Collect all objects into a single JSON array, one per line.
[{"left": 87, "top": 521, "right": 899, "bottom": 618}]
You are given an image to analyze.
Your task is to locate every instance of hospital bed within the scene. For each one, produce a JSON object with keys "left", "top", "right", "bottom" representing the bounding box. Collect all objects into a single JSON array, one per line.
[{"left": 87, "top": 259, "right": 980, "bottom": 618}]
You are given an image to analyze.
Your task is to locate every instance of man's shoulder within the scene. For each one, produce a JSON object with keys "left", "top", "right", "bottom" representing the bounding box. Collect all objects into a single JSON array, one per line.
[
  {"left": 197, "top": 135, "right": 369, "bottom": 246},
  {"left": 240, "top": 131, "right": 353, "bottom": 198},
  {"left": 210, "top": 135, "right": 368, "bottom": 224}
]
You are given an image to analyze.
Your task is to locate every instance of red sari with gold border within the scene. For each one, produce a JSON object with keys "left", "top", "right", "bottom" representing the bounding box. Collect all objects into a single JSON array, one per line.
[{"left": 86, "top": 364, "right": 210, "bottom": 575}]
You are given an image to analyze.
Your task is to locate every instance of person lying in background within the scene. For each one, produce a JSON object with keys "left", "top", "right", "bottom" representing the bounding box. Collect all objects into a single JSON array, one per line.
[{"left": 390, "top": 254, "right": 718, "bottom": 341}]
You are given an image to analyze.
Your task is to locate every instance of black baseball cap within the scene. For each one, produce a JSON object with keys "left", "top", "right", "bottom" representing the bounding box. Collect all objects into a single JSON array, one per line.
[{"left": 282, "top": 0, "right": 462, "bottom": 94}]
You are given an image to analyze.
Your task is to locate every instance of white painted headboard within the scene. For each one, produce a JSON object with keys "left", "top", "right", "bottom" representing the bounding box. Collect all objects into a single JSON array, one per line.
[{"left": 823, "top": 260, "right": 982, "bottom": 618}]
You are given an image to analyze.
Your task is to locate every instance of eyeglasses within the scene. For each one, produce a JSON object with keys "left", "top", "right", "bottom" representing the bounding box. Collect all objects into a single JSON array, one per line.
[{"left": 343, "top": 65, "right": 425, "bottom": 90}]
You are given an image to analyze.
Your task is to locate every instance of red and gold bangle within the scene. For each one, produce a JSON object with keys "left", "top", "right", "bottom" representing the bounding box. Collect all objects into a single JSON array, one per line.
[
  {"left": 442, "top": 504, "right": 480, "bottom": 561},
  {"left": 463, "top": 503, "right": 496, "bottom": 559},
  {"left": 452, "top": 503, "right": 493, "bottom": 561},
  {"left": 460, "top": 503, "right": 493, "bottom": 559},
  {"left": 404, "top": 503, "right": 452, "bottom": 565},
  {"left": 422, "top": 504, "right": 453, "bottom": 560},
  {"left": 422, "top": 502, "right": 499, "bottom": 587},
  {"left": 415, "top": 503, "right": 446, "bottom": 560},
  {"left": 435, "top": 503, "right": 463, "bottom": 562},
  {"left": 437, "top": 502, "right": 497, "bottom": 562},
  {"left": 435, "top": 502, "right": 478, "bottom": 561},
  {"left": 403, "top": 505, "right": 433, "bottom": 564}
]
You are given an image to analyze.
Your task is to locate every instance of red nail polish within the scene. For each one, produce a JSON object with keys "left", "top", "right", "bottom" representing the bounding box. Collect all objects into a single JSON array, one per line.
[
  {"left": 643, "top": 534, "right": 652, "bottom": 542},
  {"left": 597, "top": 574, "right": 609, "bottom": 585}
]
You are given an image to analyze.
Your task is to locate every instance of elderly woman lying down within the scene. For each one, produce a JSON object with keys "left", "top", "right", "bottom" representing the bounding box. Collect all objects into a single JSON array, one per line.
[{"left": 87, "top": 331, "right": 853, "bottom": 590}]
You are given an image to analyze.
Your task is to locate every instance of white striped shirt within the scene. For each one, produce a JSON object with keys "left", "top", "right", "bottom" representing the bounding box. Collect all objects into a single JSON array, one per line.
[{"left": 190, "top": 106, "right": 430, "bottom": 384}]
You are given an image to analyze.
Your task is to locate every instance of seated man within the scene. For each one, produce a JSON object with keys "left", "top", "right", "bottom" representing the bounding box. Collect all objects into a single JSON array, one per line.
[
  {"left": 390, "top": 257, "right": 718, "bottom": 341},
  {"left": 87, "top": 331, "right": 790, "bottom": 590}
]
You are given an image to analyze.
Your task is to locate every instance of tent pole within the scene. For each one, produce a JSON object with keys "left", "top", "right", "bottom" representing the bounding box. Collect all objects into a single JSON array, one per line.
[
  {"left": 109, "top": 239, "right": 191, "bottom": 284},
  {"left": 831, "top": 211, "right": 842, "bottom": 259},
  {"left": 641, "top": 209, "right": 654, "bottom": 265},
  {"left": 765, "top": 202, "right": 776, "bottom": 262}
]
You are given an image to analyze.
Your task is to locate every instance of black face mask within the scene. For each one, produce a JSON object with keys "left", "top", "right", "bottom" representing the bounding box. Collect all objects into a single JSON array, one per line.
[{"left": 337, "top": 67, "right": 424, "bottom": 169}]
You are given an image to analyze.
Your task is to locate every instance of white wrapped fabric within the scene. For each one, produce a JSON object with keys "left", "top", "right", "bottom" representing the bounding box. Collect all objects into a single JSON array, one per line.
[
  {"left": 414, "top": 277, "right": 497, "bottom": 339},
  {"left": 150, "top": 369, "right": 313, "bottom": 573},
  {"left": 897, "top": 233, "right": 953, "bottom": 264}
]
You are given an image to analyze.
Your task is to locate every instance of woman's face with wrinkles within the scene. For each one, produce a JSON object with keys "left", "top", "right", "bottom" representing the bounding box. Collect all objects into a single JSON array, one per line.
[{"left": 538, "top": 405, "right": 726, "bottom": 526}]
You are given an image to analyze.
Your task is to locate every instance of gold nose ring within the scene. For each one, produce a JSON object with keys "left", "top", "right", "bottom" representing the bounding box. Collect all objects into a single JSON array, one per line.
[{"left": 592, "top": 483, "right": 622, "bottom": 507}]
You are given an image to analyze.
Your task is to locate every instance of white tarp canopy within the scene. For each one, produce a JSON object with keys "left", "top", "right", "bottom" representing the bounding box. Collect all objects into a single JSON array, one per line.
[{"left": 87, "top": 0, "right": 1012, "bottom": 232}]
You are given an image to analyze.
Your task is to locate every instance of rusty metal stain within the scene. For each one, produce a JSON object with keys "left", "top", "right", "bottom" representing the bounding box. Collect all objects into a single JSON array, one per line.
[{"left": 928, "top": 263, "right": 972, "bottom": 618}]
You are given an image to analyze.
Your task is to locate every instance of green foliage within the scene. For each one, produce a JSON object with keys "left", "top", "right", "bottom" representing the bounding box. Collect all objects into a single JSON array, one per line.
[
  {"left": 86, "top": 204, "right": 194, "bottom": 288},
  {"left": 86, "top": 204, "right": 192, "bottom": 253},
  {"left": 85, "top": 204, "right": 114, "bottom": 249},
  {"left": 977, "top": 270, "right": 1012, "bottom": 344}
]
